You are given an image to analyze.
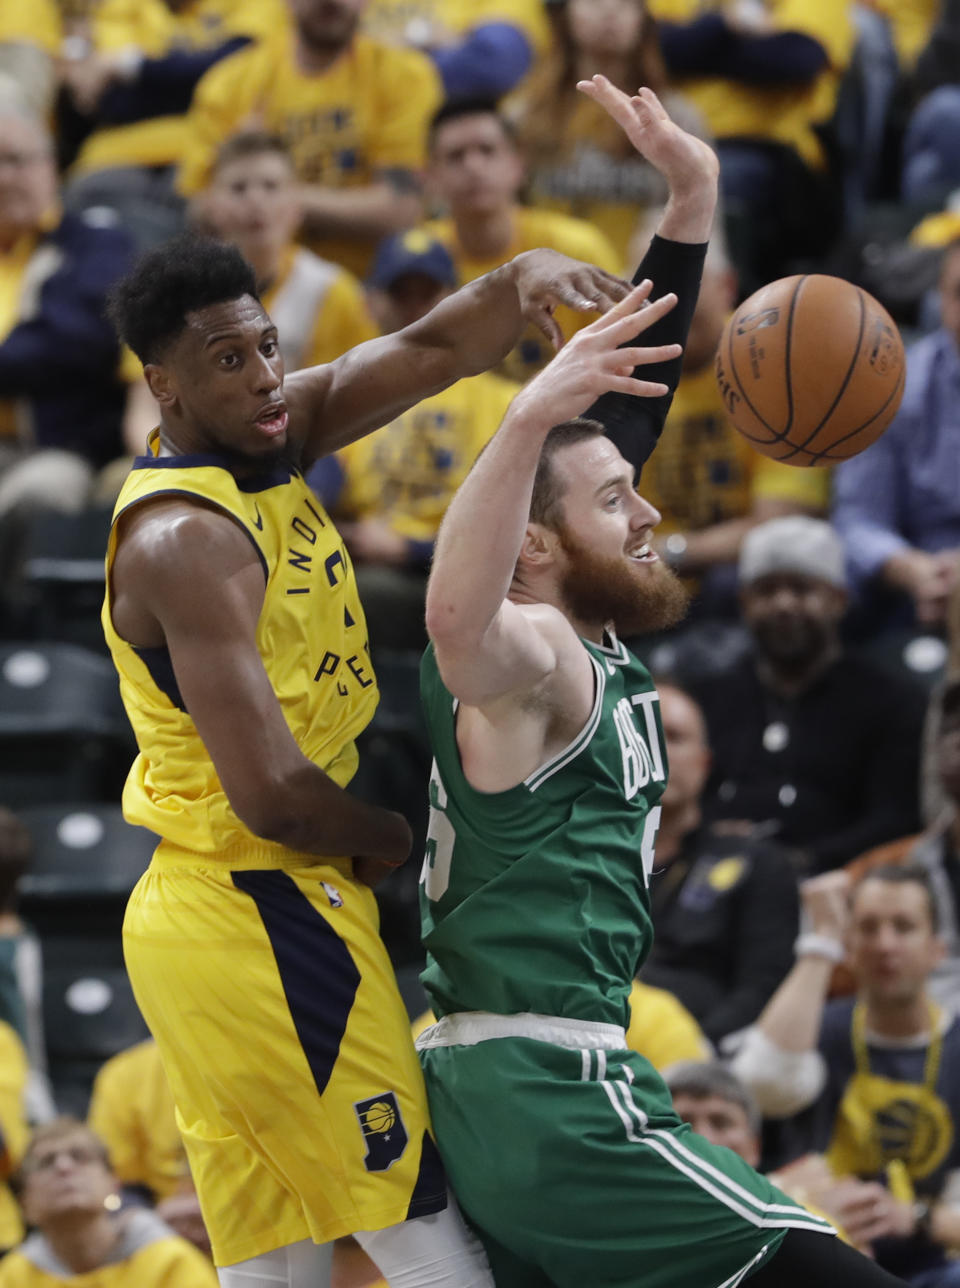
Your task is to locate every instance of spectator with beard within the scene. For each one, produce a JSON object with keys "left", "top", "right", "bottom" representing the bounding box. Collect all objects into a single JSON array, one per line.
[
  {"left": 643, "top": 682, "right": 799, "bottom": 1050},
  {"left": 177, "top": 0, "right": 442, "bottom": 278},
  {"left": 690, "top": 516, "right": 925, "bottom": 873}
]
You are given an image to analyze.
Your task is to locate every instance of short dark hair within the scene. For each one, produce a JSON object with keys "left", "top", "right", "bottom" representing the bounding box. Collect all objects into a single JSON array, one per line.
[
  {"left": 212, "top": 130, "right": 294, "bottom": 177},
  {"left": 852, "top": 863, "right": 940, "bottom": 933},
  {"left": 0, "top": 808, "right": 31, "bottom": 913},
  {"left": 665, "top": 1062, "right": 761, "bottom": 1135},
  {"left": 107, "top": 234, "right": 259, "bottom": 364},
  {"left": 529, "top": 418, "right": 606, "bottom": 530},
  {"left": 429, "top": 96, "right": 517, "bottom": 149}
]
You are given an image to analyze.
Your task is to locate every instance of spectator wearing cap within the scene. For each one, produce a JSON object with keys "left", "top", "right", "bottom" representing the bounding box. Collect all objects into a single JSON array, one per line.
[
  {"left": 642, "top": 682, "right": 799, "bottom": 1051},
  {"left": 307, "top": 230, "right": 519, "bottom": 650},
  {"left": 832, "top": 238, "right": 960, "bottom": 629},
  {"left": 689, "top": 516, "right": 925, "bottom": 873}
]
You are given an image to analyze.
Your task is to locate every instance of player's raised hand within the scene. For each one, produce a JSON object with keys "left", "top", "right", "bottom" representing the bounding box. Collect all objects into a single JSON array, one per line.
[
  {"left": 508, "top": 280, "right": 680, "bottom": 432},
  {"left": 576, "top": 77, "right": 718, "bottom": 198},
  {"left": 511, "top": 248, "right": 633, "bottom": 350}
]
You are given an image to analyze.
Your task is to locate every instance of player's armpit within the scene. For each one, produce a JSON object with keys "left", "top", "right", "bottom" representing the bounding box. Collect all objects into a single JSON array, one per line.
[
  {"left": 112, "top": 504, "right": 411, "bottom": 864},
  {"left": 430, "top": 599, "right": 563, "bottom": 709}
]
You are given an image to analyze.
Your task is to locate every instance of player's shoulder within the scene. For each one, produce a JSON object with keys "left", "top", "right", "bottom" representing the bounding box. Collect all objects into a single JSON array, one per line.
[{"left": 115, "top": 494, "right": 260, "bottom": 585}]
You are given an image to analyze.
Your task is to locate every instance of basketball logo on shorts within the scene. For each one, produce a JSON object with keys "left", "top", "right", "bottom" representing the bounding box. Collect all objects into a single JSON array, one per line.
[{"left": 354, "top": 1092, "right": 408, "bottom": 1172}]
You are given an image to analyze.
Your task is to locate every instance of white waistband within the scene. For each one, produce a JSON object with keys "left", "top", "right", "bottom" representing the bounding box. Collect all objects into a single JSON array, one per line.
[{"left": 414, "top": 1011, "right": 627, "bottom": 1052}]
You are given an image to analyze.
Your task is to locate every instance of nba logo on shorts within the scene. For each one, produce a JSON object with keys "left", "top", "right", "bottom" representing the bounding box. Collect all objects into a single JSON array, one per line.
[
  {"left": 321, "top": 881, "right": 343, "bottom": 908},
  {"left": 353, "top": 1092, "right": 408, "bottom": 1171}
]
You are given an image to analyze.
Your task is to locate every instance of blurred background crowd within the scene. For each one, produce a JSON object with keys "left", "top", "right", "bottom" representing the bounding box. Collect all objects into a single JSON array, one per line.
[{"left": 2, "top": 0, "right": 960, "bottom": 1282}]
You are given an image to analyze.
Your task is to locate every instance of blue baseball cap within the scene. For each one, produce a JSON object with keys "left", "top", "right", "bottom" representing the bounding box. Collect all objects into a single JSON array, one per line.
[{"left": 368, "top": 230, "right": 458, "bottom": 290}]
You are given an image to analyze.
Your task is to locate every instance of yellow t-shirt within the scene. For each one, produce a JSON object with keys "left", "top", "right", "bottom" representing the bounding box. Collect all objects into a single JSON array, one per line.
[
  {"left": 335, "top": 370, "right": 518, "bottom": 542},
  {"left": 0, "top": 1224, "right": 218, "bottom": 1287},
  {"left": 0, "top": 1022, "right": 28, "bottom": 1253},
  {"left": 178, "top": 31, "right": 442, "bottom": 276},
  {"left": 363, "top": 0, "right": 549, "bottom": 56},
  {"left": 648, "top": 0, "right": 855, "bottom": 170},
  {"left": 516, "top": 89, "right": 707, "bottom": 272},
  {"left": 625, "top": 980, "right": 712, "bottom": 1070},
  {"left": 73, "top": 0, "right": 284, "bottom": 174},
  {"left": 639, "top": 360, "right": 830, "bottom": 537},
  {"left": 0, "top": 0, "right": 61, "bottom": 53},
  {"left": 87, "top": 1039, "right": 185, "bottom": 1202},
  {"left": 261, "top": 246, "right": 377, "bottom": 371},
  {"left": 423, "top": 208, "right": 621, "bottom": 383},
  {"left": 911, "top": 209, "right": 960, "bottom": 249}
]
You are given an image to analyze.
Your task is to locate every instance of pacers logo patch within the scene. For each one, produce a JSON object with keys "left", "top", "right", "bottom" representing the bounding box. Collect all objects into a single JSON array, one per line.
[{"left": 354, "top": 1092, "right": 408, "bottom": 1172}]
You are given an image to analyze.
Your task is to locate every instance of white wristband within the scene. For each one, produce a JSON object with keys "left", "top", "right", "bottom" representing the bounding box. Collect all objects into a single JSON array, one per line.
[{"left": 794, "top": 932, "right": 845, "bottom": 963}]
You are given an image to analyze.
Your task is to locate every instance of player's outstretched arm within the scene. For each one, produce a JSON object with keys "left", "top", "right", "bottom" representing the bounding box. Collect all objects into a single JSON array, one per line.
[
  {"left": 426, "top": 284, "right": 679, "bottom": 707},
  {"left": 111, "top": 501, "right": 412, "bottom": 867},
  {"left": 286, "top": 250, "right": 633, "bottom": 466}
]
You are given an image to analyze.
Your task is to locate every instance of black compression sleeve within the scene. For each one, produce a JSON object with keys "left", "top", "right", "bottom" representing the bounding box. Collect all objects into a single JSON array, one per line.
[{"left": 586, "top": 234, "right": 708, "bottom": 475}]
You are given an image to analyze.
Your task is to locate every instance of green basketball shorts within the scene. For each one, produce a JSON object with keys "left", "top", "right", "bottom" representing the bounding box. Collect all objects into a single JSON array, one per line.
[{"left": 418, "top": 1013, "right": 834, "bottom": 1288}]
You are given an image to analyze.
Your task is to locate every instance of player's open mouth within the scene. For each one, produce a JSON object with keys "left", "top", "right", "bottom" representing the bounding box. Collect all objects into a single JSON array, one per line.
[
  {"left": 255, "top": 405, "right": 288, "bottom": 436},
  {"left": 627, "top": 543, "right": 658, "bottom": 564}
]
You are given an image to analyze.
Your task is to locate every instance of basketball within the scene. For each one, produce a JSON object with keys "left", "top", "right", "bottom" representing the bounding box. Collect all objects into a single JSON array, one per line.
[{"left": 714, "top": 274, "right": 906, "bottom": 466}]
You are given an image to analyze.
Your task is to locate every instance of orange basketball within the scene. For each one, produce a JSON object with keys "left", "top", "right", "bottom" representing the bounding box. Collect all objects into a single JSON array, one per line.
[{"left": 714, "top": 274, "right": 906, "bottom": 466}]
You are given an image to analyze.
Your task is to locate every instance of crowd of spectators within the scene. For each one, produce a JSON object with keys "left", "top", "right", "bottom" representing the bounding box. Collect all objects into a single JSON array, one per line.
[{"left": 2, "top": 0, "right": 960, "bottom": 1280}]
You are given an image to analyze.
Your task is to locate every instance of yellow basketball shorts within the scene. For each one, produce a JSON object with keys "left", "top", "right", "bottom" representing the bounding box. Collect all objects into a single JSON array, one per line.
[{"left": 123, "top": 846, "right": 446, "bottom": 1268}]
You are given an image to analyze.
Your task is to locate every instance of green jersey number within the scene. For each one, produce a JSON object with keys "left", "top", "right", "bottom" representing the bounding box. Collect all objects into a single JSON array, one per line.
[{"left": 422, "top": 761, "right": 456, "bottom": 902}]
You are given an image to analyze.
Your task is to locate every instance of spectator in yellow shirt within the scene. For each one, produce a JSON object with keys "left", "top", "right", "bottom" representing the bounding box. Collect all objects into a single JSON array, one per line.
[
  {"left": 117, "top": 130, "right": 378, "bottom": 474},
  {"left": 652, "top": 0, "right": 855, "bottom": 293},
  {"left": 178, "top": 0, "right": 443, "bottom": 278},
  {"left": 423, "top": 97, "right": 623, "bottom": 384},
  {"left": 363, "top": 0, "right": 550, "bottom": 100},
  {"left": 0, "top": 1020, "right": 28, "bottom": 1255},
  {"left": 0, "top": 1120, "right": 218, "bottom": 1287},
  {"left": 511, "top": 0, "right": 707, "bottom": 270},
  {"left": 62, "top": 0, "right": 283, "bottom": 251},
  {"left": 87, "top": 1040, "right": 210, "bottom": 1254},
  {"left": 642, "top": 241, "right": 829, "bottom": 616},
  {"left": 313, "top": 229, "right": 518, "bottom": 649},
  {"left": 204, "top": 131, "right": 377, "bottom": 369}
]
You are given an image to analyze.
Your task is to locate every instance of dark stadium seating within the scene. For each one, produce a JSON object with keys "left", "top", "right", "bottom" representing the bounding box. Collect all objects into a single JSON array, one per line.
[{"left": 0, "top": 642, "right": 133, "bottom": 807}]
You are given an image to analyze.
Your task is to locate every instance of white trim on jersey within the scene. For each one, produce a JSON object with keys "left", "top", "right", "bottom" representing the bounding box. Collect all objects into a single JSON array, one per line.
[{"left": 524, "top": 654, "right": 606, "bottom": 791}]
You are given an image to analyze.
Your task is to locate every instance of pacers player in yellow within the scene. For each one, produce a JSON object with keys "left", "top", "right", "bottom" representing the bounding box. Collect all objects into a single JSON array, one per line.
[{"left": 101, "top": 223, "right": 632, "bottom": 1287}]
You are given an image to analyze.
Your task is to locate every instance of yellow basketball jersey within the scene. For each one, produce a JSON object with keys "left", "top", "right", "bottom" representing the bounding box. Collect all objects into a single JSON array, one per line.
[{"left": 102, "top": 433, "right": 379, "bottom": 863}]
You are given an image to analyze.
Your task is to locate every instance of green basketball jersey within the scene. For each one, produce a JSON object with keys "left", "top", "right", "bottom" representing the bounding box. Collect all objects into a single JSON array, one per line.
[{"left": 419, "top": 632, "right": 667, "bottom": 1028}]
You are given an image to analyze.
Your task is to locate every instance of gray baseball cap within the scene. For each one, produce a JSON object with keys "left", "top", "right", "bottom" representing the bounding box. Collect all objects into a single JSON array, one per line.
[{"left": 739, "top": 515, "right": 847, "bottom": 589}]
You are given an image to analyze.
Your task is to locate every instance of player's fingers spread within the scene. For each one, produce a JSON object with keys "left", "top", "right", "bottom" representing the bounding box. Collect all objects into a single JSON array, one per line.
[
  {"left": 588, "top": 270, "right": 633, "bottom": 311},
  {"left": 606, "top": 343, "right": 682, "bottom": 368},
  {"left": 606, "top": 374, "right": 670, "bottom": 398},
  {"left": 637, "top": 86, "right": 668, "bottom": 119},
  {"left": 600, "top": 291, "right": 677, "bottom": 342}
]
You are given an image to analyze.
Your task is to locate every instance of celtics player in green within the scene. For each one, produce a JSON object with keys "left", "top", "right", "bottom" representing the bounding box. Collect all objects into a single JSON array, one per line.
[{"left": 415, "top": 73, "right": 909, "bottom": 1288}]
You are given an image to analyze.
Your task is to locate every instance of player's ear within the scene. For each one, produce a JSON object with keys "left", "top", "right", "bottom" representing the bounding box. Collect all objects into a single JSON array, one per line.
[
  {"left": 519, "top": 521, "right": 559, "bottom": 569},
  {"left": 143, "top": 362, "right": 176, "bottom": 409}
]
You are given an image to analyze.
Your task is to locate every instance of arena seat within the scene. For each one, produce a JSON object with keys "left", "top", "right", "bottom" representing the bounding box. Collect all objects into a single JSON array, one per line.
[
  {"left": 13, "top": 506, "right": 113, "bottom": 652},
  {"left": 0, "top": 642, "right": 133, "bottom": 807},
  {"left": 41, "top": 944, "right": 149, "bottom": 1117},
  {"left": 17, "top": 804, "right": 156, "bottom": 907}
]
